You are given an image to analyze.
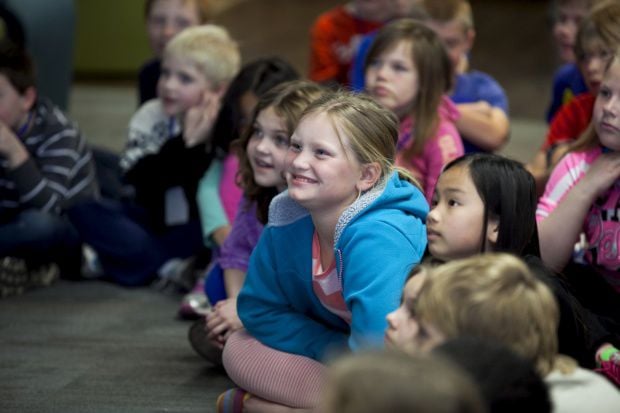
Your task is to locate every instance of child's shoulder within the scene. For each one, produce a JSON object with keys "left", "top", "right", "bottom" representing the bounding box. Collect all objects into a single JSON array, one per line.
[
  {"left": 30, "top": 97, "right": 77, "bottom": 136},
  {"left": 267, "top": 191, "right": 310, "bottom": 228},
  {"left": 129, "top": 99, "right": 171, "bottom": 129}
]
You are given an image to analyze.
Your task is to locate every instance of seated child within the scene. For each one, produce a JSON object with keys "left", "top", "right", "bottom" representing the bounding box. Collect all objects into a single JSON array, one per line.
[
  {"left": 219, "top": 91, "right": 428, "bottom": 411},
  {"left": 546, "top": 0, "right": 592, "bottom": 122},
  {"left": 178, "top": 57, "right": 299, "bottom": 317},
  {"left": 69, "top": 25, "right": 240, "bottom": 287},
  {"left": 364, "top": 18, "right": 463, "bottom": 202},
  {"left": 422, "top": 0, "right": 510, "bottom": 153},
  {"left": 0, "top": 40, "right": 98, "bottom": 295},
  {"left": 308, "top": 0, "right": 392, "bottom": 87},
  {"left": 537, "top": 48, "right": 620, "bottom": 371},
  {"left": 425, "top": 153, "right": 620, "bottom": 373},
  {"left": 188, "top": 80, "right": 327, "bottom": 364},
  {"left": 527, "top": 1, "right": 620, "bottom": 193},
  {"left": 139, "top": 0, "right": 211, "bottom": 104},
  {"left": 391, "top": 253, "right": 620, "bottom": 411}
]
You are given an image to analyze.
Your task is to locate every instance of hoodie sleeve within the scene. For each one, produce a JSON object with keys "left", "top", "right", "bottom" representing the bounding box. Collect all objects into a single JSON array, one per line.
[
  {"left": 237, "top": 227, "right": 348, "bottom": 361},
  {"left": 341, "top": 216, "right": 426, "bottom": 351}
]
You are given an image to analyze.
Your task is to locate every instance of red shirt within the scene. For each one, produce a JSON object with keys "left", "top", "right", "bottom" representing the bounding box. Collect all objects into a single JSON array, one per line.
[
  {"left": 543, "top": 93, "right": 595, "bottom": 150},
  {"left": 308, "top": 6, "right": 381, "bottom": 86}
]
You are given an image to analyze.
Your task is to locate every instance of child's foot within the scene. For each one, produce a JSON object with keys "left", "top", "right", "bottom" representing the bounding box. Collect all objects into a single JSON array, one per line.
[
  {"left": 216, "top": 388, "right": 249, "bottom": 413},
  {"left": 188, "top": 319, "right": 223, "bottom": 366},
  {"left": 0, "top": 257, "right": 59, "bottom": 298},
  {"left": 596, "top": 345, "right": 620, "bottom": 388}
]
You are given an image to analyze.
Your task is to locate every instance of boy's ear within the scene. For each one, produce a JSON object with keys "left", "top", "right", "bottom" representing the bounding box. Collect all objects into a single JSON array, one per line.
[
  {"left": 357, "top": 162, "right": 381, "bottom": 192},
  {"left": 21, "top": 86, "right": 37, "bottom": 112}
]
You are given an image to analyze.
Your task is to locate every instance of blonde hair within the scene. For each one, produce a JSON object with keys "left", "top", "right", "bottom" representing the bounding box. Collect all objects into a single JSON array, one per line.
[
  {"left": 414, "top": 253, "right": 572, "bottom": 376},
  {"left": 323, "top": 351, "right": 486, "bottom": 413},
  {"left": 145, "top": 0, "right": 212, "bottom": 23},
  {"left": 570, "top": 49, "right": 620, "bottom": 152},
  {"left": 164, "top": 24, "right": 240, "bottom": 89},
  {"left": 300, "top": 91, "right": 421, "bottom": 189},
  {"left": 421, "top": 0, "right": 474, "bottom": 32},
  {"left": 365, "top": 19, "right": 452, "bottom": 159}
]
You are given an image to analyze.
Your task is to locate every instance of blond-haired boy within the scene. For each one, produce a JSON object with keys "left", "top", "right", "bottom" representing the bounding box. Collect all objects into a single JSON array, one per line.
[
  {"left": 122, "top": 24, "right": 240, "bottom": 172},
  {"left": 69, "top": 24, "right": 240, "bottom": 287}
]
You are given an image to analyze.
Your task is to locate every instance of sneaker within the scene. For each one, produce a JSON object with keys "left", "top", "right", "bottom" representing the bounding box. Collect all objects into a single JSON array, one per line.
[
  {"left": 0, "top": 257, "right": 59, "bottom": 298},
  {"left": 178, "top": 278, "right": 210, "bottom": 320},
  {"left": 153, "top": 256, "right": 199, "bottom": 294},
  {"left": 81, "top": 244, "right": 104, "bottom": 279},
  {"left": 597, "top": 360, "right": 620, "bottom": 388}
]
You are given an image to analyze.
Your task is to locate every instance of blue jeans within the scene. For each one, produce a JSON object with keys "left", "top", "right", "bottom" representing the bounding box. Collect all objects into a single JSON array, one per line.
[
  {"left": 0, "top": 209, "right": 81, "bottom": 272},
  {"left": 67, "top": 199, "right": 203, "bottom": 286}
]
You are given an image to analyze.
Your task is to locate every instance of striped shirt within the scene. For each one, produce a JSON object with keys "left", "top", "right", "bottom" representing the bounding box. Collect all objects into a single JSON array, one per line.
[
  {"left": 537, "top": 147, "right": 620, "bottom": 291},
  {"left": 0, "top": 98, "right": 98, "bottom": 221},
  {"left": 311, "top": 231, "right": 351, "bottom": 324}
]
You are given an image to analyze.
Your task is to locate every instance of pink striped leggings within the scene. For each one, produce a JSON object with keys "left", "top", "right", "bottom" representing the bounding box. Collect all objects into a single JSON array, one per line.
[{"left": 222, "top": 330, "right": 326, "bottom": 408}]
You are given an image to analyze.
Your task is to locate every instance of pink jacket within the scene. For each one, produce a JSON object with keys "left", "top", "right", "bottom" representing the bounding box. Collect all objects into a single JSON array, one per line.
[{"left": 396, "top": 96, "right": 463, "bottom": 202}]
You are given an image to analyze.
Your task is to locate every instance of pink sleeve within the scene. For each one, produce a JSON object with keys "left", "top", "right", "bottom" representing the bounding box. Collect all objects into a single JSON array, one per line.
[
  {"left": 219, "top": 155, "right": 243, "bottom": 223},
  {"left": 422, "top": 122, "right": 464, "bottom": 202},
  {"left": 536, "top": 152, "right": 587, "bottom": 222}
]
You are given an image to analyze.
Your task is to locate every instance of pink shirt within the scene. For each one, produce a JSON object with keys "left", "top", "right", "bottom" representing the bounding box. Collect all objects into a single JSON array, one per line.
[
  {"left": 396, "top": 96, "right": 463, "bottom": 202},
  {"left": 537, "top": 147, "right": 620, "bottom": 291},
  {"left": 219, "top": 154, "right": 243, "bottom": 222},
  {"left": 311, "top": 231, "right": 351, "bottom": 324}
]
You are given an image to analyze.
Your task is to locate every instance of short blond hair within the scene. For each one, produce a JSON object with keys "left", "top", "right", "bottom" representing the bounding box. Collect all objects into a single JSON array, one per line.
[
  {"left": 164, "top": 24, "right": 240, "bottom": 89},
  {"left": 414, "top": 253, "right": 562, "bottom": 376}
]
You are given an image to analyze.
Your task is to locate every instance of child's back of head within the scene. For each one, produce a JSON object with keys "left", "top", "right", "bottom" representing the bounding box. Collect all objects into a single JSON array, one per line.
[
  {"left": 435, "top": 337, "right": 552, "bottom": 413},
  {"left": 322, "top": 350, "right": 487, "bottom": 413}
]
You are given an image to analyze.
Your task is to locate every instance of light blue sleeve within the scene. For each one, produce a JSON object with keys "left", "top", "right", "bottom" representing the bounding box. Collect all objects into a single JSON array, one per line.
[{"left": 196, "top": 160, "right": 229, "bottom": 247}]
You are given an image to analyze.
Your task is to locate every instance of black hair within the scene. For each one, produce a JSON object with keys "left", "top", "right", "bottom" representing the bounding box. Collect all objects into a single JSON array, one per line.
[
  {"left": 0, "top": 38, "right": 35, "bottom": 94},
  {"left": 209, "top": 56, "right": 299, "bottom": 158},
  {"left": 442, "top": 153, "right": 540, "bottom": 257},
  {"left": 435, "top": 337, "right": 552, "bottom": 413}
]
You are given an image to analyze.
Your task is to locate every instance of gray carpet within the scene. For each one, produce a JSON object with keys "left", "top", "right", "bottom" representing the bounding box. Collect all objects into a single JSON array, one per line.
[{"left": 0, "top": 280, "right": 231, "bottom": 413}]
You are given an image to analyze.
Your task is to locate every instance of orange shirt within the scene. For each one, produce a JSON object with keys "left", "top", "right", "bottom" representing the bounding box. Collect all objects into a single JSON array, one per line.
[{"left": 308, "top": 6, "right": 382, "bottom": 86}]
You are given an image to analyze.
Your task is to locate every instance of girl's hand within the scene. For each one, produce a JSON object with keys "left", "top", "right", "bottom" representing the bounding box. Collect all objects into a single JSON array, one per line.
[
  {"left": 580, "top": 152, "right": 620, "bottom": 199},
  {"left": 183, "top": 90, "right": 221, "bottom": 148},
  {"left": 205, "top": 298, "right": 242, "bottom": 346}
]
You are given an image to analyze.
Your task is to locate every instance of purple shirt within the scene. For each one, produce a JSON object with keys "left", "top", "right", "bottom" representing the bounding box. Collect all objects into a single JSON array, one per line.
[{"left": 219, "top": 197, "right": 264, "bottom": 272}]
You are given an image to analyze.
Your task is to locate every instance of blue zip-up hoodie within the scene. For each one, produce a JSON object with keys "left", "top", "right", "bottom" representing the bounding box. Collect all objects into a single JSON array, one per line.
[{"left": 237, "top": 172, "right": 428, "bottom": 361}]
